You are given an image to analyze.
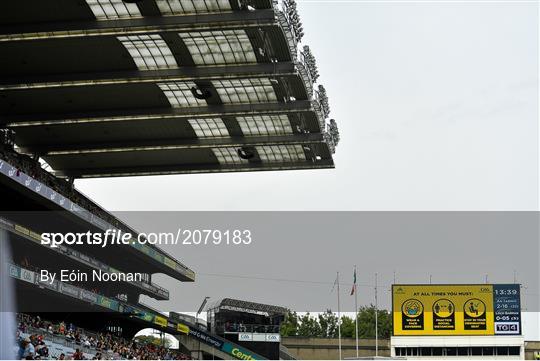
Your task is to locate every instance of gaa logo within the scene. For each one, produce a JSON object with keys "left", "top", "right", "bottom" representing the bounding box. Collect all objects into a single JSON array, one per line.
[
  {"left": 266, "top": 334, "right": 280, "bottom": 342},
  {"left": 239, "top": 334, "right": 252, "bottom": 341}
]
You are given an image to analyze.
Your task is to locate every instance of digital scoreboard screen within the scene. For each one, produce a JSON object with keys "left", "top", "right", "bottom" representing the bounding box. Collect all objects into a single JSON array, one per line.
[{"left": 392, "top": 284, "right": 521, "bottom": 336}]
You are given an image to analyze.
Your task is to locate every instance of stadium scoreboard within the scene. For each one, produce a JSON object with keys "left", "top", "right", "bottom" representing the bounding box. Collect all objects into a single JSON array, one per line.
[{"left": 392, "top": 284, "right": 521, "bottom": 336}]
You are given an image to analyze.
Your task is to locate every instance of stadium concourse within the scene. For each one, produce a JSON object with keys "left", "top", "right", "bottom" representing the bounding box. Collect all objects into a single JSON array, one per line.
[{"left": 0, "top": 0, "right": 339, "bottom": 359}]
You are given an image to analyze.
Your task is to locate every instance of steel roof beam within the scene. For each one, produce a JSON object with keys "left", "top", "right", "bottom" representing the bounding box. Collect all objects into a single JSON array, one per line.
[
  {"left": 0, "top": 63, "right": 297, "bottom": 90},
  {"left": 53, "top": 159, "right": 335, "bottom": 178},
  {"left": 4, "top": 101, "right": 316, "bottom": 127},
  {"left": 28, "top": 133, "right": 324, "bottom": 155},
  {"left": 0, "top": 10, "right": 277, "bottom": 42}
]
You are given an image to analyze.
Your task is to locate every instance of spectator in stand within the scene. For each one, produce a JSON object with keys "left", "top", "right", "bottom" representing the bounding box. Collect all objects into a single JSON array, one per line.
[
  {"left": 82, "top": 336, "right": 91, "bottom": 348},
  {"left": 58, "top": 321, "right": 66, "bottom": 335},
  {"left": 72, "top": 348, "right": 84, "bottom": 360},
  {"left": 20, "top": 337, "right": 35, "bottom": 360},
  {"left": 57, "top": 353, "right": 65, "bottom": 360},
  {"left": 16, "top": 336, "right": 25, "bottom": 360},
  {"left": 35, "top": 340, "right": 48, "bottom": 358}
]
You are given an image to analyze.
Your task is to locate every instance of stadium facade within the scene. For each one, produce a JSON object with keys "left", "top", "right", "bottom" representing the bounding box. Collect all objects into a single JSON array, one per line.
[{"left": 1, "top": 0, "right": 339, "bottom": 359}]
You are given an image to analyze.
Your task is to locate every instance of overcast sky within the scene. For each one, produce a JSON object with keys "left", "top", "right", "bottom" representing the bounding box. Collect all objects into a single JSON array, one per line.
[
  {"left": 75, "top": 0, "right": 539, "bottom": 339},
  {"left": 77, "top": 0, "right": 538, "bottom": 211}
]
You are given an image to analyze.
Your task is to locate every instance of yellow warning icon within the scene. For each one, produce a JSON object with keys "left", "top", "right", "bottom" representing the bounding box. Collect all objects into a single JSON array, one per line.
[
  {"left": 464, "top": 298, "right": 486, "bottom": 318},
  {"left": 433, "top": 299, "right": 455, "bottom": 318},
  {"left": 402, "top": 299, "right": 424, "bottom": 318}
]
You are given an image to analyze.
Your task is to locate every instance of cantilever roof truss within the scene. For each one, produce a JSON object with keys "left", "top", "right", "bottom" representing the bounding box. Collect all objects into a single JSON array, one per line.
[
  {"left": 208, "top": 298, "right": 288, "bottom": 317},
  {"left": 0, "top": 0, "right": 339, "bottom": 178}
]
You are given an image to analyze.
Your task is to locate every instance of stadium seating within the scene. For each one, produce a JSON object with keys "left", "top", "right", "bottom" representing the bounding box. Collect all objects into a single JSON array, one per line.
[{"left": 16, "top": 314, "right": 191, "bottom": 360}]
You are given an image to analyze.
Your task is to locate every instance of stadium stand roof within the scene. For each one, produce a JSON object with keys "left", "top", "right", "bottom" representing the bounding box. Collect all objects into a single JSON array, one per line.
[
  {"left": 207, "top": 298, "right": 288, "bottom": 317},
  {"left": 0, "top": 0, "right": 339, "bottom": 178}
]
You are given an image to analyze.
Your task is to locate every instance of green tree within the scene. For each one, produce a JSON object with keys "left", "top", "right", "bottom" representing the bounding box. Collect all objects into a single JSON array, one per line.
[
  {"left": 297, "top": 312, "right": 323, "bottom": 337},
  {"left": 340, "top": 315, "right": 355, "bottom": 338},
  {"left": 318, "top": 310, "right": 339, "bottom": 337},
  {"left": 356, "top": 305, "right": 391, "bottom": 338},
  {"left": 280, "top": 310, "right": 300, "bottom": 336},
  {"left": 280, "top": 306, "right": 391, "bottom": 339},
  {"left": 134, "top": 334, "right": 172, "bottom": 348}
]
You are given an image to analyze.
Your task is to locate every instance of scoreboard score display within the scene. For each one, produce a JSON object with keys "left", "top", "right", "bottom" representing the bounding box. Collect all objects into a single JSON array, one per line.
[{"left": 392, "top": 284, "right": 521, "bottom": 336}]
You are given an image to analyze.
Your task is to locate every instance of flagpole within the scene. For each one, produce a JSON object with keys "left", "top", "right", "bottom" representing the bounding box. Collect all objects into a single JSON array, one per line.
[
  {"left": 354, "top": 265, "right": 359, "bottom": 359},
  {"left": 375, "top": 272, "right": 378, "bottom": 357},
  {"left": 337, "top": 271, "right": 342, "bottom": 360}
]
